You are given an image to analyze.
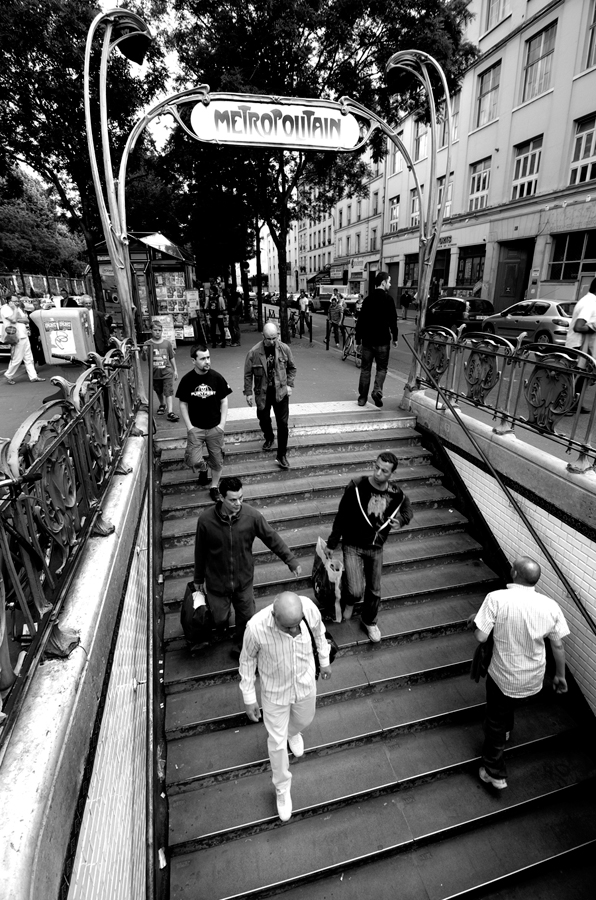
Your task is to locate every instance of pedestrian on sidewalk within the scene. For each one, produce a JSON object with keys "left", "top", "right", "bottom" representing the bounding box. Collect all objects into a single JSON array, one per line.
[
  {"left": 1, "top": 296, "right": 46, "bottom": 385},
  {"left": 207, "top": 280, "right": 227, "bottom": 348},
  {"left": 327, "top": 296, "right": 343, "bottom": 347},
  {"left": 194, "top": 480, "right": 302, "bottom": 659},
  {"left": 176, "top": 344, "right": 232, "bottom": 499},
  {"left": 298, "top": 289, "right": 309, "bottom": 338},
  {"left": 244, "top": 322, "right": 296, "bottom": 470},
  {"left": 355, "top": 271, "right": 398, "bottom": 408},
  {"left": 565, "top": 276, "right": 596, "bottom": 414},
  {"left": 400, "top": 289, "right": 414, "bottom": 320},
  {"left": 239, "top": 591, "right": 330, "bottom": 821},
  {"left": 472, "top": 556, "right": 569, "bottom": 791},
  {"left": 141, "top": 320, "right": 179, "bottom": 421},
  {"left": 228, "top": 291, "right": 243, "bottom": 346},
  {"left": 78, "top": 295, "right": 113, "bottom": 356},
  {"left": 325, "top": 451, "right": 413, "bottom": 643}
]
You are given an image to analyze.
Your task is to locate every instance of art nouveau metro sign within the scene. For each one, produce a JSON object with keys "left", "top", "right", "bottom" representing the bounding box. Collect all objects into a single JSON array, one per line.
[{"left": 190, "top": 95, "right": 363, "bottom": 151}]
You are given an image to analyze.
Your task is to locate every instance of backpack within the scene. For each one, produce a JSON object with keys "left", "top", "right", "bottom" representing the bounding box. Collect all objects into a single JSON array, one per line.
[
  {"left": 311, "top": 537, "right": 343, "bottom": 623},
  {"left": 180, "top": 581, "right": 213, "bottom": 650}
]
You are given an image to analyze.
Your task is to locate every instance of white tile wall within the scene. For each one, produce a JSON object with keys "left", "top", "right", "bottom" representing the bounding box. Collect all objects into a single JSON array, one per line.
[
  {"left": 67, "top": 505, "right": 148, "bottom": 900},
  {"left": 449, "top": 451, "right": 596, "bottom": 714}
]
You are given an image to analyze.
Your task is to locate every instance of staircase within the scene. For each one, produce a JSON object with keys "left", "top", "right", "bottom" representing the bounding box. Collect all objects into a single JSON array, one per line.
[{"left": 156, "top": 408, "right": 596, "bottom": 900}]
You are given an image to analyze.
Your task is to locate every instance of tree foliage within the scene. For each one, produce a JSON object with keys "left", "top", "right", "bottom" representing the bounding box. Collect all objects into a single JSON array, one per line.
[
  {"left": 163, "top": 0, "right": 477, "bottom": 335},
  {"left": 0, "top": 0, "right": 169, "bottom": 301},
  {"left": 0, "top": 168, "right": 86, "bottom": 275}
]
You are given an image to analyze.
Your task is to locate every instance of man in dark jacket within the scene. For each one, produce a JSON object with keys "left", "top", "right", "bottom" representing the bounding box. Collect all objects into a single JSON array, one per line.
[
  {"left": 244, "top": 322, "right": 297, "bottom": 469},
  {"left": 194, "top": 476, "right": 302, "bottom": 657},
  {"left": 325, "top": 451, "right": 413, "bottom": 642},
  {"left": 355, "top": 271, "right": 398, "bottom": 408}
]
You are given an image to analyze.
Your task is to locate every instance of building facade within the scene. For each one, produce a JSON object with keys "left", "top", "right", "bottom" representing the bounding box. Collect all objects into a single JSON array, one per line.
[{"left": 264, "top": 0, "right": 596, "bottom": 312}]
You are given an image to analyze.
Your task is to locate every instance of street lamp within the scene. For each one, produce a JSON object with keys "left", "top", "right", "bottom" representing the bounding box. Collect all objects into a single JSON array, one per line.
[{"left": 83, "top": 8, "right": 151, "bottom": 381}]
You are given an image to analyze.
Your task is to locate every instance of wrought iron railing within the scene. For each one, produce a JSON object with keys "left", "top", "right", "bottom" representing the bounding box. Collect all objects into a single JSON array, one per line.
[
  {"left": 418, "top": 327, "right": 596, "bottom": 472},
  {"left": 0, "top": 339, "right": 144, "bottom": 749}
]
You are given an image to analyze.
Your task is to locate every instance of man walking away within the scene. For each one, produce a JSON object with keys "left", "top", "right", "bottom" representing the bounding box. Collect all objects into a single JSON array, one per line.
[
  {"left": 473, "top": 556, "right": 569, "bottom": 790},
  {"left": 176, "top": 344, "right": 232, "bottom": 500},
  {"left": 194, "top": 478, "right": 302, "bottom": 658},
  {"left": 355, "top": 271, "right": 398, "bottom": 408},
  {"left": 244, "top": 322, "right": 297, "bottom": 470},
  {"left": 239, "top": 591, "right": 331, "bottom": 821},
  {"left": 325, "top": 451, "right": 413, "bottom": 642}
]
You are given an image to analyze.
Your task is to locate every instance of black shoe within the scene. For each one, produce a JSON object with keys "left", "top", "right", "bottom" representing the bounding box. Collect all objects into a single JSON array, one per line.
[
  {"left": 276, "top": 455, "right": 290, "bottom": 469},
  {"left": 198, "top": 469, "right": 211, "bottom": 486},
  {"left": 229, "top": 644, "right": 241, "bottom": 660},
  {"left": 371, "top": 392, "right": 383, "bottom": 408},
  {"left": 262, "top": 438, "right": 274, "bottom": 451},
  {"left": 357, "top": 398, "right": 367, "bottom": 407},
  {"left": 209, "top": 486, "right": 221, "bottom": 502}
]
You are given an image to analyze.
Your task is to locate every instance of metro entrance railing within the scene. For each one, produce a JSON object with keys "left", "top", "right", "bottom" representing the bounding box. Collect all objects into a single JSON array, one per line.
[{"left": 0, "top": 340, "right": 143, "bottom": 753}]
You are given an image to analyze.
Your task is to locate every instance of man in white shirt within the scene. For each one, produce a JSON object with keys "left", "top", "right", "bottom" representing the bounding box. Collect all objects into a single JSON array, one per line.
[
  {"left": 473, "top": 556, "right": 569, "bottom": 790},
  {"left": 565, "top": 278, "right": 596, "bottom": 413},
  {"left": 239, "top": 591, "right": 331, "bottom": 821}
]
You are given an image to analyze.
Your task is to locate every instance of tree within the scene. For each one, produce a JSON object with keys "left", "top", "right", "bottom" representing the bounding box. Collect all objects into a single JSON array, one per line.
[
  {"left": 0, "top": 0, "right": 168, "bottom": 306},
  {"left": 0, "top": 167, "right": 85, "bottom": 275},
  {"left": 165, "top": 0, "right": 477, "bottom": 338}
]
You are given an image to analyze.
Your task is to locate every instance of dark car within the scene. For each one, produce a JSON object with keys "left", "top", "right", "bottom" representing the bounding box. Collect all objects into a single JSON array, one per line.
[
  {"left": 482, "top": 299, "right": 576, "bottom": 345},
  {"left": 425, "top": 296, "right": 494, "bottom": 332}
]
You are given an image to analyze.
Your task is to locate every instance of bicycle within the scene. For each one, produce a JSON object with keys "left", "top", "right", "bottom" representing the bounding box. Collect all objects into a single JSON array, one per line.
[{"left": 341, "top": 324, "right": 361, "bottom": 367}]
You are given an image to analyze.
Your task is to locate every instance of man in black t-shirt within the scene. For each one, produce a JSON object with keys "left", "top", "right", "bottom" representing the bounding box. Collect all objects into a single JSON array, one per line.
[{"left": 176, "top": 344, "right": 233, "bottom": 501}]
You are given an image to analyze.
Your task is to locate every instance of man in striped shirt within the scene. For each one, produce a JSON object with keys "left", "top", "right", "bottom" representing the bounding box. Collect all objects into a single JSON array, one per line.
[
  {"left": 239, "top": 591, "right": 331, "bottom": 822},
  {"left": 474, "top": 556, "right": 569, "bottom": 790}
]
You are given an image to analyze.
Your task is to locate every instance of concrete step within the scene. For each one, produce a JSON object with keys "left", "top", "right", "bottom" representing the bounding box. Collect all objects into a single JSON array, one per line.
[
  {"left": 168, "top": 700, "right": 578, "bottom": 847},
  {"left": 161, "top": 464, "right": 446, "bottom": 519},
  {"left": 161, "top": 485, "right": 461, "bottom": 547},
  {"left": 155, "top": 408, "right": 417, "bottom": 451},
  {"left": 168, "top": 736, "right": 596, "bottom": 900},
  {"left": 160, "top": 426, "right": 422, "bottom": 470},
  {"left": 163, "top": 555, "right": 498, "bottom": 611},
  {"left": 160, "top": 445, "right": 432, "bottom": 493},
  {"left": 164, "top": 589, "right": 486, "bottom": 692}
]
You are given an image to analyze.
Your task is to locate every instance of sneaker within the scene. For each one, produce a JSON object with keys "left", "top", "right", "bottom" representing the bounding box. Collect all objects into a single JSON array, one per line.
[
  {"left": 362, "top": 622, "right": 381, "bottom": 643},
  {"left": 342, "top": 605, "right": 354, "bottom": 621},
  {"left": 198, "top": 469, "right": 211, "bottom": 487},
  {"left": 479, "top": 766, "right": 507, "bottom": 790},
  {"left": 262, "top": 438, "right": 274, "bottom": 451},
  {"left": 229, "top": 644, "right": 241, "bottom": 661},
  {"left": 357, "top": 398, "right": 367, "bottom": 407},
  {"left": 288, "top": 733, "right": 304, "bottom": 757},
  {"left": 276, "top": 788, "right": 292, "bottom": 822},
  {"left": 371, "top": 392, "right": 383, "bottom": 408},
  {"left": 209, "top": 486, "right": 221, "bottom": 502},
  {"left": 276, "top": 455, "right": 290, "bottom": 469}
]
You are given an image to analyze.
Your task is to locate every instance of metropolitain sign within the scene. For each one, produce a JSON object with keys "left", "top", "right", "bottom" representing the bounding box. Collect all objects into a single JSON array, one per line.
[{"left": 190, "top": 97, "right": 361, "bottom": 151}]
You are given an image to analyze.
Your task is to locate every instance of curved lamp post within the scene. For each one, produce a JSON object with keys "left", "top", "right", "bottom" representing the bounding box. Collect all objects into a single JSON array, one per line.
[
  {"left": 385, "top": 50, "right": 452, "bottom": 408},
  {"left": 83, "top": 8, "right": 152, "bottom": 394}
]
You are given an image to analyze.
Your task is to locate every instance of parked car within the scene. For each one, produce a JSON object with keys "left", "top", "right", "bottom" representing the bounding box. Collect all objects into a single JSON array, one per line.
[
  {"left": 482, "top": 299, "right": 577, "bottom": 345},
  {"left": 425, "top": 296, "right": 494, "bottom": 332}
]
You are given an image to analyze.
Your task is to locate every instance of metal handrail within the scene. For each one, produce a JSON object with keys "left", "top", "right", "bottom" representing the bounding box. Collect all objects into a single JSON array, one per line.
[
  {"left": 146, "top": 345, "right": 155, "bottom": 899},
  {"left": 404, "top": 334, "right": 596, "bottom": 638}
]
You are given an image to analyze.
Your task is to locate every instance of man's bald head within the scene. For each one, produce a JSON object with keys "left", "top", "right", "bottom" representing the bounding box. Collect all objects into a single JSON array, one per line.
[
  {"left": 511, "top": 556, "right": 541, "bottom": 586},
  {"left": 273, "top": 591, "right": 303, "bottom": 627},
  {"left": 263, "top": 322, "right": 278, "bottom": 341}
]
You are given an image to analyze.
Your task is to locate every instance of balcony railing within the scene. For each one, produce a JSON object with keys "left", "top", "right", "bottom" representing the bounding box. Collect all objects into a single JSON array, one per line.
[
  {"left": 418, "top": 327, "right": 596, "bottom": 472},
  {"left": 0, "top": 340, "right": 143, "bottom": 744}
]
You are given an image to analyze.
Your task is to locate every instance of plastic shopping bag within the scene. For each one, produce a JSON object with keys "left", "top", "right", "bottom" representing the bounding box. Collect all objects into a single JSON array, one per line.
[{"left": 311, "top": 537, "right": 343, "bottom": 623}]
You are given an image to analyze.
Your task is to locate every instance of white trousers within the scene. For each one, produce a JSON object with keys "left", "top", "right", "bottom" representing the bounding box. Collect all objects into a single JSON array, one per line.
[
  {"left": 5, "top": 338, "right": 37, "bottom": 381},
  {"left": 261, "top": 689, "right": 317, "bottom": 792}
]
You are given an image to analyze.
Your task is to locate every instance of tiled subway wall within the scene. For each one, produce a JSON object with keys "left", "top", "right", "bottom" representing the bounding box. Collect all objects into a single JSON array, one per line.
[
  {"left": 67, "top": 506, "right": 148, "bottom": 900},
  {"left": 449, "top": 450, "right": 596, "bottom": 715}
]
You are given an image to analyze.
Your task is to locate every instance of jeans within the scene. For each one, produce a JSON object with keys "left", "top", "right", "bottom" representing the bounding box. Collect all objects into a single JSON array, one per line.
[
  {"left": 358, "top": 344, "right": 390, "bottom": 401},
  {"left": 209, "top": 315, "right": 226, "bottom": 346},
  {"left": 482, "top": 674, "right": 534, "bottom": 780},
  {"left": 257, "top": 388, "right": 289, "bottom": 456},
  {"left": 205, "top": 583, "right": 255, "bottom": 647},
  {"left": 342, "top": 544, "right": 383, "bottom": 625},
  {"left": 229, "top": 314, "right": 241, "bottom": 344}
]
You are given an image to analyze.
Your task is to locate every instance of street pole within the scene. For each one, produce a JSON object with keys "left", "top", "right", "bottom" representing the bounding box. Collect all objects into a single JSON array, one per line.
[{"left": 83, "top": 8, "right": 152, "bottom": 398}]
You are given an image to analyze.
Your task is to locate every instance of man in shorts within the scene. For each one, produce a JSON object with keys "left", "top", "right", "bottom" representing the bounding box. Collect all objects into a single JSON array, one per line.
[
  {"left": 176, "top": 344, "right": 232, "bottom": 500},
  {"left": 141, "top": 320, "right": 179, "bottom": 421}
]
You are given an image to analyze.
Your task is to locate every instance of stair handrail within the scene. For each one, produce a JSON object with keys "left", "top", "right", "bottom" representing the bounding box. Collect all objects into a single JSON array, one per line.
[{"left": 404, "top": 334, "right": 596, "bottom": 638}]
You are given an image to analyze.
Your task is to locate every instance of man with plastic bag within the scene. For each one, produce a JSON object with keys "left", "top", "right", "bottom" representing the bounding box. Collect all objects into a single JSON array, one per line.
[{"left": 325, "top": 451, "right": 413, "bottom": 642}]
